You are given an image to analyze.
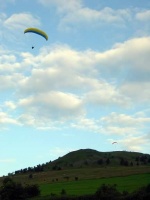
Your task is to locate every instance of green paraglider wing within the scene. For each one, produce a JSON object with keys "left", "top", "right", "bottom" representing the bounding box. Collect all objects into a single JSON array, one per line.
[{"left": 24, "top": 28, "right": 48, "bottom": 40}]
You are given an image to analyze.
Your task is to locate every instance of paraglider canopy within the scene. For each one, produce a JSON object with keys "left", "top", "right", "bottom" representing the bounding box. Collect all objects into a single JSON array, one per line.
[
  {"left": 24, "top": 27, "right": 48, "bottom": 41},
  {"left": 112, "top": 142, "right": 118, "bottom": 144}
]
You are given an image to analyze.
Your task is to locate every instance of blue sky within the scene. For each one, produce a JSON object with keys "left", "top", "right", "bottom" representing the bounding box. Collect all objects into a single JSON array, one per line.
[{"left": 0, "top": 0, "right": 150, "bottom": 176}]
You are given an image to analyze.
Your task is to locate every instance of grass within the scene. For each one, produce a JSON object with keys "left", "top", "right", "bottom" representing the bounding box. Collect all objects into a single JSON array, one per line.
[
  {"left": 1, "top": 166, "right": 150, "bottom": 187},
  {"left": 39, "top": 173, "right": 150, "bottom": 197}
]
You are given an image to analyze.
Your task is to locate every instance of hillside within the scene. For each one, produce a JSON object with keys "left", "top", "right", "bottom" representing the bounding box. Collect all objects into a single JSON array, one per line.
[
  {"left": 13, "top": 149, "right": 150, "bottom": 175},
  {"left": 43, "top": 149, "right": 150, "bottom": 170},
  {"left": 0, "top": 149, "right": 150, "bottom": 200},
  {"left": 0, "top": 149, "right": 149, "bottom": 187}
]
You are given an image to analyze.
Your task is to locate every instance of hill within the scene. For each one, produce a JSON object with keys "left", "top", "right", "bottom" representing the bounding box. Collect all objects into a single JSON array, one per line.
[
  {"left": 0, "top": 149, "right": 150, "bottom": 199},
  {"left": 0, "top": 149, "right": 149, "bottom": 187},
  {"left": 44, "top": 149, "right": 150, "bottom": 170},
  {"left": 10, "top": 149, "right": 150, "bottom": 175}
]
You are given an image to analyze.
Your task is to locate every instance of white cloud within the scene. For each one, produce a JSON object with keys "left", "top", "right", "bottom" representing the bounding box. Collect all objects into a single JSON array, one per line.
[
  {"left": 39, "top": 0, "right": 131, "bottom": 30},
  {"left": 119, "top": 135, "right": 150, "bottom": 152},
  {"left": 0, "top": 13, "right": 41, "bottom": 44},
  {"left": 120, "top": 82, "right": 150, "bottom": 103},
  {"left": 17, "top": 46, "right": 99, "bottom": 95},
  {"left": 0, "top": 111, "right": 19, "bottom": 125},
  {"left": 1, "top": 36, "right": 150, "bottom": 130},
  {"left": 71, "top": 117, "right": 100, "bottom": 133},
  {"left": 95, "top": 37, "right": 150, "bottom": 77},
  {"left": 71, "top": 111, "right": 150, "bottom": 140},
  {"left": 102, "top": 126, "right": 138, "bottom": 136},
  {"left": 4, "top": 101, "right": 16, "bottom": 110},
  {"left": 18, "top": 91, "right": 84, "bottom": 125},
  {"left": 0, "top": 74, "right": 24, "bottom": 91},
  {"left": 99, "top": 112, "right": 150, "bottom": 137},
  {"left": 17, "top": 37, "right": 150, "bottom": 101},
  {"left": 4, "top": 13, "right": 41, "bottom": 30},
  {"left": 38, "top": 0, "right": 82, "bottom": 12},
  {"left": 84, "top": 85, "right": 131, "bottom": 108},
  {"left": 101, "top": 112, "right": 150, "bottom": 127},
  {"left": 136, "top": 10, "right": 150, "bottom": 21},
  {"left": 59, "top": 7, "right": 131, "bottom": 30}
]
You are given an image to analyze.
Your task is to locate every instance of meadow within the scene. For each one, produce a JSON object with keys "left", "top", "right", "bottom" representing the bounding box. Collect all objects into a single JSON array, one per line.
[{"left": 39, "top": 173, "right": 150, "bottom": 197}]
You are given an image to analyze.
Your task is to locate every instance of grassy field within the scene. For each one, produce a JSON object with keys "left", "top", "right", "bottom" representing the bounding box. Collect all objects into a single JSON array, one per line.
[
  {"left": 0, "top": 166, "right": 150, "bottom": 188},
  {"left": 39, "top": 173, "right": 150, "bottom": 197},
  {"left": 0, "top": 165, "right": 150, "bottom": 199}
]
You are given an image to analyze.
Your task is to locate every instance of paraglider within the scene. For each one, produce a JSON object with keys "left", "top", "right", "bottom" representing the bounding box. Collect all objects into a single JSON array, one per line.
[
  {"left": 112, "top": 142, "right": 118, "bottom": 144},
  {"left": 24, "top": 27, "right": 48, "bottom": 40},
  {"left": 24, "top": 28, "right": 48, "bottom": 49}
]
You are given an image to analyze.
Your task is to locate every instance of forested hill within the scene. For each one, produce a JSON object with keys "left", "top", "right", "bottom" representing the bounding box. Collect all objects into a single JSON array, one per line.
[{"left": 13, "top": 149, "right": 150, "bottom": 175}]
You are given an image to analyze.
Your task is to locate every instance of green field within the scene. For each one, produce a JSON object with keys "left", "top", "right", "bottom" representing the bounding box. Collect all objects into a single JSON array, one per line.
[
  {"left": 2, "top": 166, "right": 149, "bottom": 187},
  {"left": 39, "top": 173, "right": 150, "bottom": 197}
]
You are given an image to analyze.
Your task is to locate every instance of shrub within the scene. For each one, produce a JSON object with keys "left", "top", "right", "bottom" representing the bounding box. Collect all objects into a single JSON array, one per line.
[
  {"left": 0, "top": 178, "right": 40, "bottom": 200},
  {"left": 95, "top": 184, "right": 121, "bottom": 200}
]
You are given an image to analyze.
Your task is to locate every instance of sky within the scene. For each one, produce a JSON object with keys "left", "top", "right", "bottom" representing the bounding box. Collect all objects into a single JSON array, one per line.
[{"left": 0, "top": 0, "right": 150, "bottom": 176}]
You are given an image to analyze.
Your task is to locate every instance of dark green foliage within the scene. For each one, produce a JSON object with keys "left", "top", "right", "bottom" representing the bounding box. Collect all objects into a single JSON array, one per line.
[
  {"left": 29, "top": 174, "right": 33, "bottom": 179},
  {"left": 0, "top": 178, "right": 40, "bottom": 200},
  {"left": 130, "top": 162, "right": 133, "bottom": 166},
  {"left": 123, "top": 183, "right": 150, "bottom": 200},
  {"left": 15, "top": 164, "right": 44, "bottom": 175},
  {"left": 97, "top": 158, "right": 103, "bottom": 165},
  {"left": 120, "top": 157, "right": 129, "bottom": 166},
  {"left": 106, "top": 158, "right": 110, "bottom": 165},
  {"left": 0, "top": 178, "right": 24, "bottom": 200},
  {"left": 95, "top": 184, "right": 121, "bottom": 199},
  {"left": 52, "top": 165, "right": 62, "bottom": 170},
  {"left": 75, "top": 177, "right": 78, "bottom": 181},
  {"left": 24, "top": 184, "right": 40, "bottom": 198},
  {"left": 60, "top": 189, "right": 66, "bottom": 195}
]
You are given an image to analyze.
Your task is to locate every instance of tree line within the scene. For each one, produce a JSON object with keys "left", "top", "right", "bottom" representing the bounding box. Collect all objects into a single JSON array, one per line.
[{"left": 0, "top": 177, "right": 40, "bottom": 200}]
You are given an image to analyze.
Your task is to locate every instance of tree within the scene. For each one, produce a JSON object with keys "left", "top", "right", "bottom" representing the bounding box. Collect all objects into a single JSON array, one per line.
[
  {"left": 130, "top": 161, "right": 133, "bottom": 166},
  {"left": 135, "top": 156, "right": 139, "bottom": 162},
  {"left": 0, "top": 177, "right": 40, "bottom": 200},
  {"left": 0, "top": 178, "right": 25, "bottom": 200},
  {"left": 120, "top": 157, "right": 125, "bottom": 166},
  {"left": 95, "top": 184, "right": 121, "bottom": 200},
  {"left": 106, "top": 158, "right": 110, "bottom": 165},
  {"left": 29, "top": 174, "right": 33, "bottom": 179},
  {"left": 124, "top": 160, "right": 129, "bottom": 166},
  {"left": 97, "top": 158, "right": 103, "bottom": 165},
  {"left": 60, "top": 189, "right": 66, "bottom": 195},
  {"left": 75, "top": 176, "right": 79, "bottom": 181},
  {"left": 24, "top": 184, "right": 40, "bottom": 198}
]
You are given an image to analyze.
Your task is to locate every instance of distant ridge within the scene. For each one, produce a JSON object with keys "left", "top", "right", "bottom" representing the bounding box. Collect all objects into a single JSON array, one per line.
[
  {"left": 9, "top": 148, "right": 150, "bottom": 175},
  {"left": 45, "top": 148, "right": 150, "bottom": 170}
]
